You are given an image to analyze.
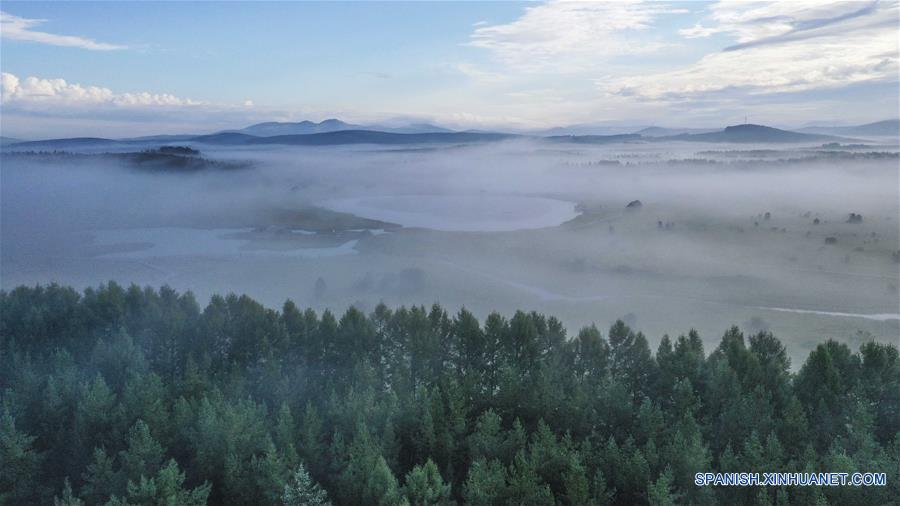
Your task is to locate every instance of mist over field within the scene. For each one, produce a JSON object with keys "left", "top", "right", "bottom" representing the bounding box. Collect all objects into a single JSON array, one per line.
[{"left": 3, "top": 138, "right": 898, "bottom": 365}]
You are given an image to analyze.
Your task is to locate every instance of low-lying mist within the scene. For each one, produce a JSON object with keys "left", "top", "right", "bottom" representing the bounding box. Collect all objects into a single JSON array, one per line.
[{"left": 3, "top": 139, "right": 898, "bottom": 365}]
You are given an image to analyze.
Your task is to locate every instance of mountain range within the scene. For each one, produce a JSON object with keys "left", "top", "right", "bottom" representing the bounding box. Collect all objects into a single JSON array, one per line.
[
  {"left": 189, "top": 130, "right": 513, "bottom": 146},
  {"left": 5, "top": 120, "right": 895, "bottom": 150},
  {"left": 222, "top": 119, "right": 453, "bottom": 136},
  {"left": 666, "top": 124, "right": 844, "bottom": 143},
  {"left": 796, "top": 119, "right": 899, "bottom": 137}
]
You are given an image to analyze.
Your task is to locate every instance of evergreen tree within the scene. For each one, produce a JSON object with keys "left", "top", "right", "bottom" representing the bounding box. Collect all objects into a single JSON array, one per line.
[
  {"left": 402, "top": 459, "right": 451, "bottom": 506},
  {"left": 0, "top": 411, "right": 43, "bottom": 504},
  {"left": 283, "top": 463, "right": 330, "bottom": 506},
  {"left": 119, "top": 419, "right": 165, "bottom": 484},
  {"left": 463, "top": 458, "right": 506, "bottom": 506},
  {"left": 81, "top": 447, "right": 122, "bottom": 503},
  {"left": 123, "top": 459, "right": 210, "bottom": 506},
  {"left": 54, "top": 478, "right": 85, "bottom": 506},
  {"left": 647, "top": 466, "right": 678, "bottom": 506},
  {"left": 1, "top": 284, "right": 897, "bottom": 506}
]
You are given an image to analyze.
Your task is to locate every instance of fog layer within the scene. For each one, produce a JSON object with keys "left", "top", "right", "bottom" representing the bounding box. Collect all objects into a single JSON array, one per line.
[{"left": 3, "top": 139, "right": 898, "bottom": 365}]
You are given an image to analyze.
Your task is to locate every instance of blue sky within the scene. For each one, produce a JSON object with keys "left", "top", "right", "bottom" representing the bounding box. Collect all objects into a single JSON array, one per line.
[{"left": 1, "top": 1, "right": 897, "bottom": 138}]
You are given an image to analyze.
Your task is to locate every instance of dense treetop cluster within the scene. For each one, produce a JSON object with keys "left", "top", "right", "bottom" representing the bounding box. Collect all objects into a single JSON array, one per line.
[{"left": 1, "top": 283, "right": 897, "bottom": 505}]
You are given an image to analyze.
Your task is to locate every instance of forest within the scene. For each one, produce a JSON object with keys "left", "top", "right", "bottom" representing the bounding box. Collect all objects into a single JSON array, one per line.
[
  {"left": 1, "top": 149, "right": 249, "bottom": 172},
  {"left": 1, "top": 283, "right": 897, "bottom": 505}
]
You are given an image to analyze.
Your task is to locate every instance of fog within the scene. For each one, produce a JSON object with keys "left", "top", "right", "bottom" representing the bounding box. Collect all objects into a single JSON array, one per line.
[{"left": 3, "top": 139, "right": 898, "bottom": 365}]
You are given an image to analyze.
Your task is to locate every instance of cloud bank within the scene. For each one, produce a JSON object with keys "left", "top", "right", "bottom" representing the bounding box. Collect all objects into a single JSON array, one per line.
[
  {"left": 469, "top": 0, "right": 685, "bottom": 73},
  {"left": 1, "top": 72, "right": 201, "bottom": 109},
  {"left": 604, "top": 0, "right": 899, "bottom": 100},
  {"left": 1, "top": 11, "right": 126, "bottom": 51}
]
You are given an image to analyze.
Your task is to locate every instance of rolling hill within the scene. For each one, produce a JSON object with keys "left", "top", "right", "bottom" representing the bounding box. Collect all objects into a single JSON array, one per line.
[
  {"left": 662, "top": 124, "right": 852, "bottom": 143},
  {"left": 191, "top": 130, "right": 516, "bottom": 145},
  {"left": 798, "top": 119, "right": 899, "bottom": 137},
  {"left": 223, "top": 119, "right": 455, "bottom": 137},
  {"left": 227, "top": 119, "right": 361, "bottom": 136},
  {"left": 634, "top": 126, "right": 719, "bottom": 137},
  {"left": 3, "top": 122, "right": 867, "bottom": 150},
  {"left": 546, "top": 134, "right": 642, "bottom": 144}
]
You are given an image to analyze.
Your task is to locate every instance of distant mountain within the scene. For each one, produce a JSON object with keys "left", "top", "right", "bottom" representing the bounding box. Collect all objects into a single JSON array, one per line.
[
  {"left": 664, "top": 124, "right": 850, "bottom": 143},
  {"left": 546, "top": 134, "right": 642, "bottom": 144},
  {"left": 0, "top": 136, "right": 23, "bottom": 146},
  {"left": 124, "top": 134, "right": 199, "bottom": 142},
  {"left": 798, "top": 119, "right": 899, "bottom": 137},
  {"left": 187, "top": 132, "right": 258, "bottom": 145},
  {"left": 6, "top": 122, "right": 865, "bottom": 150},
  {"left": 190, "top": 130, "right": 516, "bottom": 146},
  {"left": 536, "top": 124, "right": 648, "bottom": 136},
  {"left": 634, "top": 126, "right": 719, "bottom": 137},
  {"left": 373, "top": 123, "right": 454, "bottom": 134},
  {"left": 227, "top": 119, "right": 361, "bottom": 136},
  {"left": 8, "top": 137, "right": 122, "bottom": 150},
  {"left": 3, "top": 130, "right": 515, "bottom": 150},
  {"left": 225, "top": 119, "right": 456, "bottom": 137}
]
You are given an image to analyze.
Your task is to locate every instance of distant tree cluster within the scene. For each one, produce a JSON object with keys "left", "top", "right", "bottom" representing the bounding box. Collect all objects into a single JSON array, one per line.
[
  {"left": 1, "top": 283, "right": 898, "bottom": 505},
  {"left": 155, "top": 146, "right": 200, "bottom": 156},
  {"left": 3, "top": 150, "right": 246, "bottom": 172}
]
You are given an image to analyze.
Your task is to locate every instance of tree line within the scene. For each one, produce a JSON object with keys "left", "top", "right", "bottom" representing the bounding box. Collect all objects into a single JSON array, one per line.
[{"left": 1, "top": 282, "right": 897, "bottom": 505}]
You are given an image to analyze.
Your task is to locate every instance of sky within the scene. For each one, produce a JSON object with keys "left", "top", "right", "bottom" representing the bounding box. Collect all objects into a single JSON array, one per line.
[{"left": 1, "top": 1, "right": 898, "bottom": 138}]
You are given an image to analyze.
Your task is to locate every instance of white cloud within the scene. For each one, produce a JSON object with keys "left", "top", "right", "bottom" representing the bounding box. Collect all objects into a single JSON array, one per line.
[
  {"left": 451, "top": 0, "right": 897, "bottom": 125},
  {"left": 607, "top": 0, "right": 899, "bottom": 100},
  {"left": 1, "top": 72, "right": 201, "bottom": 108},
  {"left": 450, "top": 0, "right": 691, "bottom": 125},
  {"left": 468, "top": 0, "right": 685, "bottom": 73},
  {"left": 0, "top": 11, "right": 127, "bottom": 51},
  {"left": 0, "top": 72, "right": 352, "bottom": 138},
  {"left": 679, "top": 23, "right": 726, "bottom": 39},
  {"left": 679, "top": 1, "right": 885, "bottom": 45}
]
